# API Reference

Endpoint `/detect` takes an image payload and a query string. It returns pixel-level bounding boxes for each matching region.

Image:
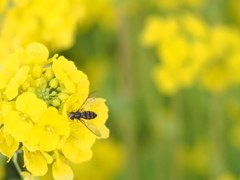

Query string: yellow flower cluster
[0,0,85,59]
[0,0,7,14]
[0,43,109,179]
[150,0,206,10]
[141,14,240,95]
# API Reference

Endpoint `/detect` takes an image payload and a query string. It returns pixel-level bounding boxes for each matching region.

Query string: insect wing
[80,119,101,137]
[79,91,97,111]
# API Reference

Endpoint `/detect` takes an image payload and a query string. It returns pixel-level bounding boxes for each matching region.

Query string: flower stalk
[12,151,23,179]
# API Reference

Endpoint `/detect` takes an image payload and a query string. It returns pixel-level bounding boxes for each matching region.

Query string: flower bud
[51,91,57,96]
[27,87,36,93]
[51,98,61,107]
[35,78,46,88]
[49,78,58,88]
[32,65,43,79]
[44,68,54,80]
[21,81,30,91]
[58,93,69,101]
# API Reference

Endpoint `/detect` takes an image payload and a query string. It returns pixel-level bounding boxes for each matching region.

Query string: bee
[68,91,101,137]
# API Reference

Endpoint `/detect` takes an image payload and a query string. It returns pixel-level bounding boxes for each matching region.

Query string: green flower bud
[56,87,62,91]
[51,91,57,96]
[58,93,69,101]
[35,78,46,88]
[51,98,61,107]
[49,78,58,88]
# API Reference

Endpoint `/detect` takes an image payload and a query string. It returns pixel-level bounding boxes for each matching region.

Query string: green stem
[12,151,24,179]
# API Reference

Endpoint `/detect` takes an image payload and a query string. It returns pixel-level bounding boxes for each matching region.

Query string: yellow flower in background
[150,0,206,11]
[214,172,239,180]
[140,16,179,47]
[0,0,6,14]
[141,14,207,95]
[141,14,240,95]
[0,0,118,61]
[0,0,86,59]
[0,43,109,179]
[183,141,209,175]
[199,27,240,93]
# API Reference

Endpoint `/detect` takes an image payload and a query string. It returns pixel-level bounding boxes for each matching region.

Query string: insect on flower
[68,91,101,137]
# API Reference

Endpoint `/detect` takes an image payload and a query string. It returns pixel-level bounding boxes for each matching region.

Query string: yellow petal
[57,135,68,149]
[26,98,47,123]
[61,93,82,117]
[90,98,109,127]
[25,43,49,65]
[0,71,9,89]
[16,92,37,113]
[6,66,30,100]
[98,125,110,139]
[62,139,92,163]
[50,115,70,136]
[23,147,48,176]
[41,151,53,164]
[22,143,40,152]
[11,118,33,142]
[70,123,96,150]
[0,128,19,162]
[0,102,14,125]
[40,131,59,152]
[26,126,45,146]
[62,75,76,93]
[70,70,86,82]
[4,53,20,75]
[52,151,73,180]
[52,57,86,93]
[4,111,21,135]
[37,107,58,126]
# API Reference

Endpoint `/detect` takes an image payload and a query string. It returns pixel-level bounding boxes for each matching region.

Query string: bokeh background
[1,0,240,179]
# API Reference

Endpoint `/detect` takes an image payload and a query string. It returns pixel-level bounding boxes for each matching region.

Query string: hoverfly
[68,91,101,137]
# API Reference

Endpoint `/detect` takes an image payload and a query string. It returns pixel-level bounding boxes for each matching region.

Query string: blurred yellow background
[2,0,240,179]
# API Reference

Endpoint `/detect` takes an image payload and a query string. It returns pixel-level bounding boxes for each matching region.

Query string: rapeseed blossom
[141,14,207,95]
[141,14,240,95]
[0,43,109,179]
[0,0,117,61]
[0,0,86,60]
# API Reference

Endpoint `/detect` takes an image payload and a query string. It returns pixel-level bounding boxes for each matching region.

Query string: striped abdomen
[80,111,97,119]
[69,111,97,120]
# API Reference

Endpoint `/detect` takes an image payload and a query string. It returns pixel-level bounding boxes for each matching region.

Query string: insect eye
[69,112,74,120]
